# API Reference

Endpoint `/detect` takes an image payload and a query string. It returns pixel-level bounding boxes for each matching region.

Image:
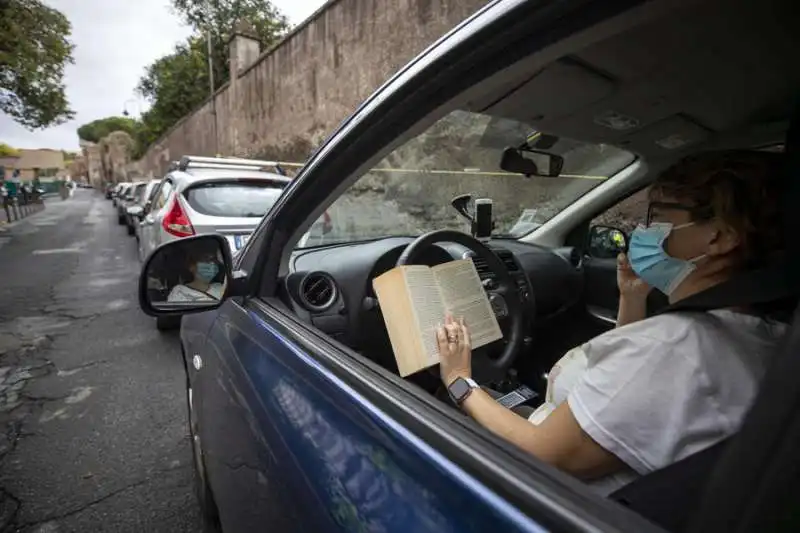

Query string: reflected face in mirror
[146,238,228,309]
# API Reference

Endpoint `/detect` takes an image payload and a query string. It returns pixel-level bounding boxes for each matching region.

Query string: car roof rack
[178,155,284,173]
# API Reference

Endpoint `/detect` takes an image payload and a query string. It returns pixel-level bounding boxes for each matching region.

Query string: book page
[432,259,502,348]
[402,266,447,367]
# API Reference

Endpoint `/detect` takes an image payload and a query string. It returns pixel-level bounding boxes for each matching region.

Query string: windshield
[299,110,635,248]
[185,180,285,218]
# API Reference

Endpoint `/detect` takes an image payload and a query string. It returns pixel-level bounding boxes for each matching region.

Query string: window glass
[298,110,635,248]
[590,188,650,236]
[185,181,285,217]
[155,180,173,210]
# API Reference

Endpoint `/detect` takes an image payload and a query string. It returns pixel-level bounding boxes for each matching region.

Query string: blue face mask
[195,261,219,283]
[628,222,706,295]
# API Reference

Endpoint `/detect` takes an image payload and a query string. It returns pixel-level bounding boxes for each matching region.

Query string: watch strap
[448,377,480,405]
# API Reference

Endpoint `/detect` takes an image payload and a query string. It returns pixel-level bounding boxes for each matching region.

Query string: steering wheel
[397,230,525,379]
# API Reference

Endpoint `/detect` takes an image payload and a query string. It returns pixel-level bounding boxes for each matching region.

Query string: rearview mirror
[138,234,233,316]
[587,225,628,259]
[127,205,143,217]
[500,147,564,177]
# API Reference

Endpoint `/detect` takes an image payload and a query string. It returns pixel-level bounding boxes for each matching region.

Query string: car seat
[610,109,800,531]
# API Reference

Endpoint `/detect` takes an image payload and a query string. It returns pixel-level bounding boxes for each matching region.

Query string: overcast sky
[0,0,325,152]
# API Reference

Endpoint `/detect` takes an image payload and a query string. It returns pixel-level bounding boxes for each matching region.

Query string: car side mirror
[138,234,234,316]
[587,225,628,259]
[500,147,564,177]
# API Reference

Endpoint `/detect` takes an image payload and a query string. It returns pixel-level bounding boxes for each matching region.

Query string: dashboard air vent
[299,272,337,312]
[464,252,492,280]
[493,248,519,272]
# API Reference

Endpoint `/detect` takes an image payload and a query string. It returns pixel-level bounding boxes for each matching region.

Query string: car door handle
[587,305,617,325]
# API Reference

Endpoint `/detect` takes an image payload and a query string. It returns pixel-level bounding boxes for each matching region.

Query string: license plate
[233,234,251,250]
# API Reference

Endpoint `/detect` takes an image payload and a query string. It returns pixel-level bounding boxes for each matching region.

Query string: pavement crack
[0,486,21,532]
[55,359,109,376]
[14,472,176,530]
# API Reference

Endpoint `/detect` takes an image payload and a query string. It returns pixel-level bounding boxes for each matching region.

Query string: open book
[372,259,503,377]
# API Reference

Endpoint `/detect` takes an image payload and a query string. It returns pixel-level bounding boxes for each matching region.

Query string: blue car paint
[185,299,547,533]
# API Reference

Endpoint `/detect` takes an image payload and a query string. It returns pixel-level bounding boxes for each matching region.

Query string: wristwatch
[447,377,480,406]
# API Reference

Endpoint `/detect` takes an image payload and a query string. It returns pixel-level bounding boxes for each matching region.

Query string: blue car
[139,0,800,531]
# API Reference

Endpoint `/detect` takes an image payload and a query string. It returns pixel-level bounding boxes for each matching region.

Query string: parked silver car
[137,157,291,330]
[116,183,136,224]
[125,179,161,237]
[111,182,130,208]
[131,179,162,242]
[138,155,291,263]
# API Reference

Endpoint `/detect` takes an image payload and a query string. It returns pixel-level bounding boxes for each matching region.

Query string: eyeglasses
[646,201,714,227]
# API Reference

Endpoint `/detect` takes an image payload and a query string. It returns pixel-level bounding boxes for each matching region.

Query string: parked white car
[138,156,291,260]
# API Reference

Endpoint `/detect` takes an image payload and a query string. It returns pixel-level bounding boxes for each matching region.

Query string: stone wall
[134,0,490,175]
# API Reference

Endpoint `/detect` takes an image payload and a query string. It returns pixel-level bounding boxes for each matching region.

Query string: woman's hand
[617,252,651,299]
[436,315,472,385]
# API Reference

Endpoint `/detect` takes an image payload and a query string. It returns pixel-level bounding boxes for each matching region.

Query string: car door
[195,297,605,533]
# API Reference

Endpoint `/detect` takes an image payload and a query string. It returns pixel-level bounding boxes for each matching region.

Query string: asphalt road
[0,189,202,532]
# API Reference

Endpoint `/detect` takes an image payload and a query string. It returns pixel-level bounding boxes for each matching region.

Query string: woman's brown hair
[650,149,786,269]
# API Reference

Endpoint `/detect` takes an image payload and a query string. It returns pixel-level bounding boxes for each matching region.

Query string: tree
[0,143,20,158]
[170,0,289,63]
[0,0,75,129]
[132,0,289,157]
[77,116,141,144]
[133,37,210,155]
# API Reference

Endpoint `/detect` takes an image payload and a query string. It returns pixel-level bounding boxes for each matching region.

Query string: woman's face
[189,252,220,282]
[648,191,739,264]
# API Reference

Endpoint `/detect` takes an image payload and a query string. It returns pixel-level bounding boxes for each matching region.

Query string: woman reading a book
[435,150,787,495]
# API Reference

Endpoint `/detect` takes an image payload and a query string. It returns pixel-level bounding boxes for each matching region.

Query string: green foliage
[132,0,289,158]
[0,143,20,158]
[134,36,210,153]
[0,0,75,129]
[77,116,141,143]
[171,0,289,53]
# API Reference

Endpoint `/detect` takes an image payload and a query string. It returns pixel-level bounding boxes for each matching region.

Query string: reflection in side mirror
[587,225,628,259]
[500,147,564,177]
[138,234,233,317]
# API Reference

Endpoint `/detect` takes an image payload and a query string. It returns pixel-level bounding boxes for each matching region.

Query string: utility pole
[207,1,219,156]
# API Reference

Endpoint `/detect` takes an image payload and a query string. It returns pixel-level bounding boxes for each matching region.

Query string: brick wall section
[135,0,490,176]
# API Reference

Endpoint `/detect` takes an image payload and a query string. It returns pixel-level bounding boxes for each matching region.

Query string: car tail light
[162,195,195,237]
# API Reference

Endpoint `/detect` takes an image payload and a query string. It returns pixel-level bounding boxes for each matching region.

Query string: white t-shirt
[168,283,224,302]
[529,310,786,496]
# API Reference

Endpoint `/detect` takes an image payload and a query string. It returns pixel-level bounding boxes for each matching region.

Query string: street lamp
[122,99,139,117]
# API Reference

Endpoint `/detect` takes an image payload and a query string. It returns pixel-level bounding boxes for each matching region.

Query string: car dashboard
[282,237,586,357]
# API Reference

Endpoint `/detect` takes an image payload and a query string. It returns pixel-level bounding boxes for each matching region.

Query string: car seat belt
[654,261,798,316]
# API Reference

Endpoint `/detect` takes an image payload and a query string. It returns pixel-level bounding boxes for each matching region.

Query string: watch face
[449,378,471,403]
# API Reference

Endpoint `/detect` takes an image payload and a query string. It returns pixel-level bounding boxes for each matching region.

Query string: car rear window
[184,180,285,218]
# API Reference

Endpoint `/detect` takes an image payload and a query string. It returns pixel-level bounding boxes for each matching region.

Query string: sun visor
[487,59,616,124]
[621,115,711,155]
